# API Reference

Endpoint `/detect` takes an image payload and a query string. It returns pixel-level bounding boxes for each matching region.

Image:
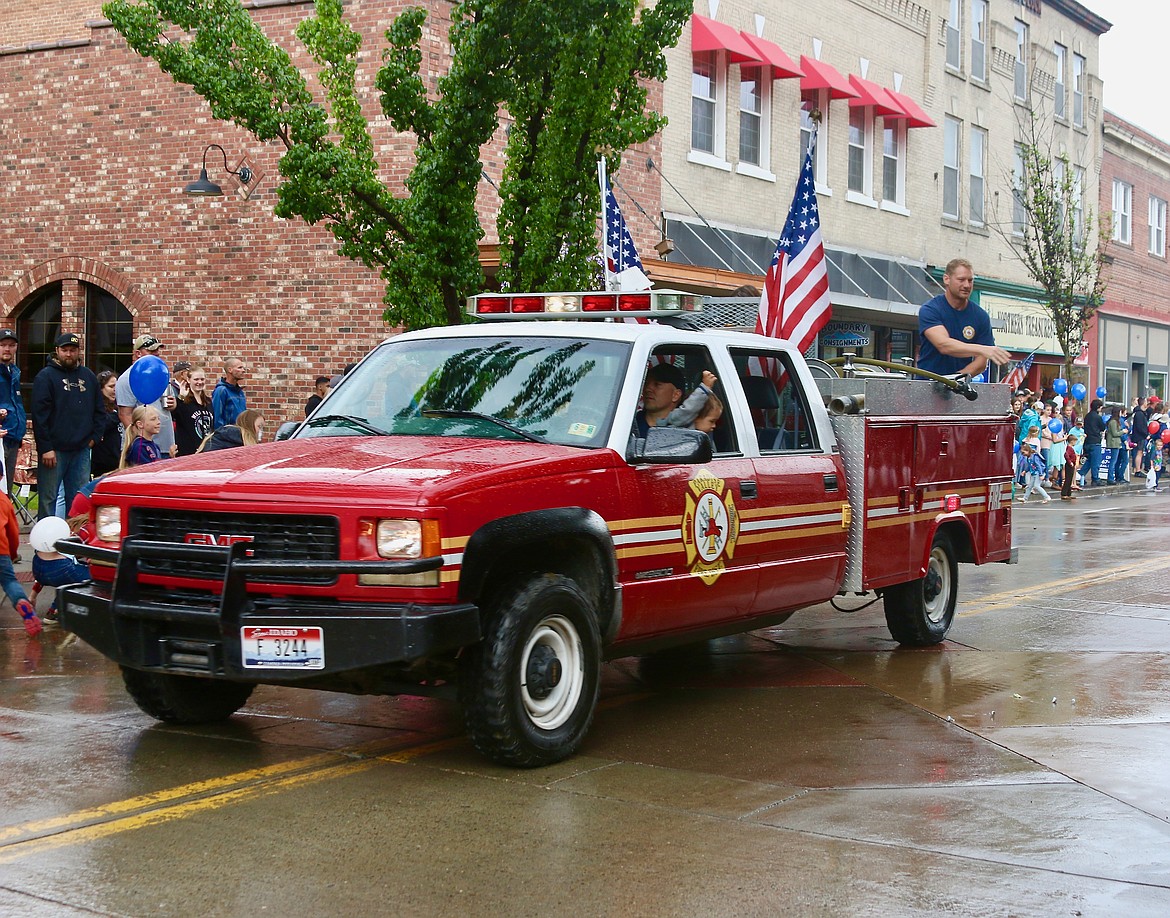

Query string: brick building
[1097,111,1170,404]
[0,0,663,422]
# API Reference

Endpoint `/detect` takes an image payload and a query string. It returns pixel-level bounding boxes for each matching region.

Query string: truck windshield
[299,336,631,448]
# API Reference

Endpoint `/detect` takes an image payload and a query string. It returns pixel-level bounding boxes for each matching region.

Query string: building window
[1072,54,1085,128]
[943,117,961,220]
[691,51,723,158]
[971,0,988,82]
[1012,143,1027,235]
[739,67,767,168]
[1053,44,1066,120]
[1014,20,1028,101]
[1148,371,1167,402]
[1112,179,1132,244]
[882,122,905,206]
[1105,366,1127,405]
[847,107,872,197]
[969,127,986,226]
[1150,196,1167,257]
[800,88,830,190]
[946,0,962,71]
[1072,165,1085,245]
[84,283,134,376]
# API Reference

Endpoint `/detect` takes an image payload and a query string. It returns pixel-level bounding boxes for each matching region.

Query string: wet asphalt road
[2,488,1170,916]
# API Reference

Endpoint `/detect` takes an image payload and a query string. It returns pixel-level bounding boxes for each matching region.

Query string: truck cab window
[731,349,819,452]
[639,347,738,454]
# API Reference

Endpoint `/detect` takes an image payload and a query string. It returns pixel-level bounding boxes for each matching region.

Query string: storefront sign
[980,295,1061,355]
[820,321,871,348]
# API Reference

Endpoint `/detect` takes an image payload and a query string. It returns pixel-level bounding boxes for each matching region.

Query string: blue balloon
[1071,383,1088,401]
[1096,386,1107,399]
[1048,419,1063,434]
[129,355,170,404]
[1013,440,1020,454]
[1052,377,1069,396]
[972,372,987,383]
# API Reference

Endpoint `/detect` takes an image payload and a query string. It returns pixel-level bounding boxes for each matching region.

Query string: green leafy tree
[999,112,1108,380]
[103,0,689,328]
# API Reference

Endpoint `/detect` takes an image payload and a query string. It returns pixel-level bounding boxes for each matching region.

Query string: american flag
[601,173,651,292]
[755,140,831,354]
[1003,351,1035,391]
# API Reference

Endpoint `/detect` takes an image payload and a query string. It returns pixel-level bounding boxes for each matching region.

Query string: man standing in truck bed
[918,258,1011,379]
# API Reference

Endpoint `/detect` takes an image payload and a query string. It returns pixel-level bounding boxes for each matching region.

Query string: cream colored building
[653,0,1110,369]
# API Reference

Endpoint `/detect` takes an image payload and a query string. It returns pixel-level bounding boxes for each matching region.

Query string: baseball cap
[0,329,16,343]
[133,334,163,351]
[646,362,685,390]
[173,361,192,373]
[54,332,81,348]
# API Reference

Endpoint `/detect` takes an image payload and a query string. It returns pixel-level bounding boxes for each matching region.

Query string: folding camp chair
[11,433,37,526]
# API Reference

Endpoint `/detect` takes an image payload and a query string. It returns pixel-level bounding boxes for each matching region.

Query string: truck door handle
[823,474,838,491]
[740,480,758,500]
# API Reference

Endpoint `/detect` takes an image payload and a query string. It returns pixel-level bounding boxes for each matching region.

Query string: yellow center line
[958,556,1170,617]
[0,734,467,862]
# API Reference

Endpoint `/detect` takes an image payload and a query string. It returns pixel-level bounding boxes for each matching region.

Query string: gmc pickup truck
[60,290,1014,766]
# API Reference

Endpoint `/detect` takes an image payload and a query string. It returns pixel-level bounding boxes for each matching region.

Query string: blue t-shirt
[917,294,994,376]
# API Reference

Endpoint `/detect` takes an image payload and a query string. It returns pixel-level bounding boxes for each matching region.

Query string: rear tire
[121,667,254,724]
[459,574,601,767]
[883,533,958,646]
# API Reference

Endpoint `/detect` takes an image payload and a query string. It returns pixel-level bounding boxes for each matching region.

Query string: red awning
[691,14,762,64]
[740,33,803,80]
[799,56,858,99]
[886,88,936,128]
[848,75,904,117]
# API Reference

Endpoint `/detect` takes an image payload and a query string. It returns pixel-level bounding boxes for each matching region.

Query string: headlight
[376,519,424,558]
[95,506,122,542]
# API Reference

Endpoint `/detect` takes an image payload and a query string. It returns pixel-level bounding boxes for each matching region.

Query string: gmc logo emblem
[185,533,256,556]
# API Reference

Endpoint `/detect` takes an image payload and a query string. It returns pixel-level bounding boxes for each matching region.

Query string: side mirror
[627,427,713,465]
[274,421,300,442]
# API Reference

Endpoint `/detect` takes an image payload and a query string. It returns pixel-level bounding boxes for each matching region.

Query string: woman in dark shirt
[90,370,122,477]
[173,366,215,456]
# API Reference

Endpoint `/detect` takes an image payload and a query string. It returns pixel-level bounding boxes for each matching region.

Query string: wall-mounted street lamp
[184,144,253,196]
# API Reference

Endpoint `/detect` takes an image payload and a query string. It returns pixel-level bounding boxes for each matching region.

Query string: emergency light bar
[466,289,702,319]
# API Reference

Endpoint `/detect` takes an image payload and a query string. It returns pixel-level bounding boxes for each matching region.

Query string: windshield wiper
[421,409,549,444]
[304,414,390,436]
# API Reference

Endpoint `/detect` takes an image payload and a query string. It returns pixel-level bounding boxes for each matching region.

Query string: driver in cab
[634,363,717,437]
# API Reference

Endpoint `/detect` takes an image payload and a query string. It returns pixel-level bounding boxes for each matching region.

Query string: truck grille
[128,509,340,584]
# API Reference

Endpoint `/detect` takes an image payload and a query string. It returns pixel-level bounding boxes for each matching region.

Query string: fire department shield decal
[681,470,739,586]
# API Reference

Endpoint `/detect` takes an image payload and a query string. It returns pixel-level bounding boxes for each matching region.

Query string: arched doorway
[12,281,134,396]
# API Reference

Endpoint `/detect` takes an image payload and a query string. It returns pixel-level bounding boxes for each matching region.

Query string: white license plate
[241,626,324,670]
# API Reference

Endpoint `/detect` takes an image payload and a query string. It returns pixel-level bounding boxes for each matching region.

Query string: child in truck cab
[634,363,719,437]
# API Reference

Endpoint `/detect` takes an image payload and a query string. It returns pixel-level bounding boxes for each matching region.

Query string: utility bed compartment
[816,377,1014,593]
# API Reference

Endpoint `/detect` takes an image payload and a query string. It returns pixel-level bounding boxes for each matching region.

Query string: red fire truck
[59,291,1015,766]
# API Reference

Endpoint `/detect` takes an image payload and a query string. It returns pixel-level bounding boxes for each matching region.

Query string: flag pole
[598,158,611,291]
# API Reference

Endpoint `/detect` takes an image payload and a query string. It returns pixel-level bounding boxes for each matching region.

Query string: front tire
[121,667,254,724]
[883,533,958,645]
[459,574,601,767]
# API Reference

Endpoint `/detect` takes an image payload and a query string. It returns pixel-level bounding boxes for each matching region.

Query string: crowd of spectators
[1011,388,1168,502]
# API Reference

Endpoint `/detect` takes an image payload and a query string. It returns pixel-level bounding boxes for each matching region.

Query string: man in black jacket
[1082,398,1107,487]
[31,333,104,519]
